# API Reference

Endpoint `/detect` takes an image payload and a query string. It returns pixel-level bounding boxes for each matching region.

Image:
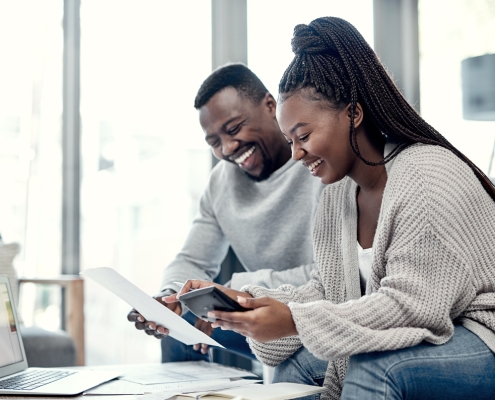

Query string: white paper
[82,267,223,347]
[118,361,258,385]
[141,379,262,400]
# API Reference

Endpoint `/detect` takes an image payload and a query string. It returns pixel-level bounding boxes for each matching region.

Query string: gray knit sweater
[243,144,495,400]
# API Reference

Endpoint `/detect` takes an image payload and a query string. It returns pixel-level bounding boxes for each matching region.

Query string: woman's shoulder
[390,143,476,183]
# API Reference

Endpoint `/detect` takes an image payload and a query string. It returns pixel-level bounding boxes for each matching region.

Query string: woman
[166,17,495,399]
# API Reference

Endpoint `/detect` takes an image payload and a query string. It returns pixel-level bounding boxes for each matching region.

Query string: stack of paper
[170,382,325,400]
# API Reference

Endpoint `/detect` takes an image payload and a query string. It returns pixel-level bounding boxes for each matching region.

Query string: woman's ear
[346,102,364,128]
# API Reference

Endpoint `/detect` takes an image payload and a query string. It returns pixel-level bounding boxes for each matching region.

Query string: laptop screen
[0,282,24,367]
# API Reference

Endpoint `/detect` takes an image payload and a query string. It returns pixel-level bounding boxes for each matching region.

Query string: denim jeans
[273,347,328,400]
[272,325,495,400]
[161,312,256,362]
[341,325,495,400]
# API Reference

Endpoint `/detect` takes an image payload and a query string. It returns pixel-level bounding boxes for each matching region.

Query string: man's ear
[264,93,277,117]
[346,102,364,128]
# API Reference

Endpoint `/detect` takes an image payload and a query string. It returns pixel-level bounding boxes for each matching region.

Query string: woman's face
[277,91,360,185]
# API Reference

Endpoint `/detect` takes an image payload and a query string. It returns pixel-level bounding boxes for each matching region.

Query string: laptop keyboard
[0,370,76,390]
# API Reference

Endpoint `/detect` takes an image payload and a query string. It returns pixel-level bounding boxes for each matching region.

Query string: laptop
[0,275,121,395]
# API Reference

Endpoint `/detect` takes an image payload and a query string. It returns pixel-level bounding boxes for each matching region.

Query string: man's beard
[244,157,275,182]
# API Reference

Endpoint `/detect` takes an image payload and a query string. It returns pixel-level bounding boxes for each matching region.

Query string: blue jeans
[161,312,256,362]
[273,347,328,400]
[342,325,495,399]
[272,325,495,400]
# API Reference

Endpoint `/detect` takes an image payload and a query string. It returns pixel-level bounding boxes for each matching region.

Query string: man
[127,63,324,362]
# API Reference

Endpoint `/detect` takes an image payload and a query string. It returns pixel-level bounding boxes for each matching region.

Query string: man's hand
[163,279,253,304]
[126,289,181,339]
[163,279,253,352]
[192,318,214,354]
[208,296,297,343]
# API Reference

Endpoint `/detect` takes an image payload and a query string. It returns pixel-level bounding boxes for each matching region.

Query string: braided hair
[279,17,495,201]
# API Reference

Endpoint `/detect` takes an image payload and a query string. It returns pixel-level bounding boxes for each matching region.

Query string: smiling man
[127,63,325,363]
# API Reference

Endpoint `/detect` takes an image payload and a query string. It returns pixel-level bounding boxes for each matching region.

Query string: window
[80,0,212,364]
[419,0,495,176]
[0,0,64,329]
[247,0,374,96]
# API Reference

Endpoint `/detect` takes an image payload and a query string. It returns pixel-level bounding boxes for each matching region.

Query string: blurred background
[0,0,494,366]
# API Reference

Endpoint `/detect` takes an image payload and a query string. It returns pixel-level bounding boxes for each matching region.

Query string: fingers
[176,280,220,297]
[127,309,145,323]
[143,321,170,338]
[237,296,269,309]
[163,293,179,304]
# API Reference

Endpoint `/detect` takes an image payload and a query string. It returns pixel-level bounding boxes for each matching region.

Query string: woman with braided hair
[167,17,495,399]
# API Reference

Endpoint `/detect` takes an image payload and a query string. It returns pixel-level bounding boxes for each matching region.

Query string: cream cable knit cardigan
[243,144,495,400]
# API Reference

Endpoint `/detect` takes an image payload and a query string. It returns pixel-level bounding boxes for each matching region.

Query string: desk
[0,362,259,400]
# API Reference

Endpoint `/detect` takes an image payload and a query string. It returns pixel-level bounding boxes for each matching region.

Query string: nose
[291,142,306,161]
[221,137,239,158]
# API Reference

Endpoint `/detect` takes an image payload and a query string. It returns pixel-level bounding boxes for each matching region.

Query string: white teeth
[234,146,255,164]
[308,159,322,172]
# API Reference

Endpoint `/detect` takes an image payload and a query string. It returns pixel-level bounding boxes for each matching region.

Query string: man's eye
[207,140,220,148]
[227,124,242,135]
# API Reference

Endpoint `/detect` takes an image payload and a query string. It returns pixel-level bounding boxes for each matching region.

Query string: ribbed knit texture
[243,144,495,400]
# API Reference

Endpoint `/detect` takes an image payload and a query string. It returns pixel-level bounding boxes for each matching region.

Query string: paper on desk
[85,379,242,395]
[118,361,258,385]
[141,379,262,400]
[82,267,223,347]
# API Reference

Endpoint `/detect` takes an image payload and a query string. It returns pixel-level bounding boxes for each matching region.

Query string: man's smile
[232,145,256,165]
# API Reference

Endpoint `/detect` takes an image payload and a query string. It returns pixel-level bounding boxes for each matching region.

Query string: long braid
[279,17,495,201]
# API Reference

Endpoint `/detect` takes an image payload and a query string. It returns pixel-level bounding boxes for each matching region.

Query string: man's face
[200,87,286,181]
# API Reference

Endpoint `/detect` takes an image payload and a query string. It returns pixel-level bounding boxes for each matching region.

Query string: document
[140,379,261,400]
[117,362,258,385]
[170,382,325,400]
[82,267,223,347]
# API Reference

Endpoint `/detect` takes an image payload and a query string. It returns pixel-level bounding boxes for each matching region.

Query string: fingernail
[211,323,218,328]
[137,316,144,322]
[237,296,246,304]
[193,344,199,350]
[207,312,214,317]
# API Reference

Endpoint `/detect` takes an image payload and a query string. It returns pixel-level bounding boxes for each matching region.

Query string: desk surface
[0,362,258,400]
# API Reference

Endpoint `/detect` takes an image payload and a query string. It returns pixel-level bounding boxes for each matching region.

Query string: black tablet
[178,286,250,322]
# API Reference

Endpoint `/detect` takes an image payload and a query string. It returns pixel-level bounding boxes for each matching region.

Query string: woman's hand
[162,279,252,304]
[208,296,298,343]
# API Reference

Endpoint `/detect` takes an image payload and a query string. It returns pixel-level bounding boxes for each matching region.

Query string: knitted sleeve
[291,145,482,361]
[241,266,326,365]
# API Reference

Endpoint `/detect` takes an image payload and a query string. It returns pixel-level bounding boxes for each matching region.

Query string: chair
[0,242,85,367]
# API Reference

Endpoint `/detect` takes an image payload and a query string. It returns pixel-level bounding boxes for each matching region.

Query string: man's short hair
[194,63,269,109]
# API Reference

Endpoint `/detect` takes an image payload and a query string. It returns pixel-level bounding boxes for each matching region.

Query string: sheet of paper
[183,382,325,400]
[82,267,223,347]
[85,380,145,395]
[85,379,246,395]
[141,379,262,400]
[118,362,258,385]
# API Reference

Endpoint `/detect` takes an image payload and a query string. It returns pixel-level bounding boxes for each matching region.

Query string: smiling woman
[173,16,495,400]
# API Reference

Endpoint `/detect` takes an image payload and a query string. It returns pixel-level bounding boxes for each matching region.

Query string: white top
[357,242,372,292]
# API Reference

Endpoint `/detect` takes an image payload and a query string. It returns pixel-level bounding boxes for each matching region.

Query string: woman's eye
[286,140,293,146]
[298,133,310,142]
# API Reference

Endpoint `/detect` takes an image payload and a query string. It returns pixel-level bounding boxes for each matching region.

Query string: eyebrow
[290,122,310,134]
